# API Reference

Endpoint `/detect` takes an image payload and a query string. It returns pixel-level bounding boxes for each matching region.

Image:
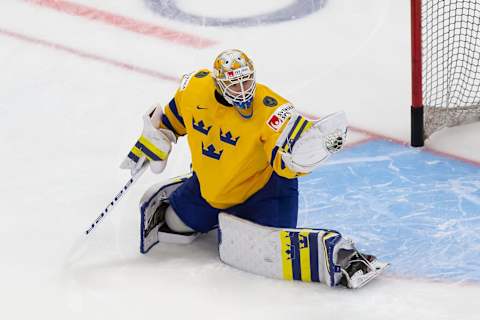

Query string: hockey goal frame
[410,0,480,147]
[411,0,424,147]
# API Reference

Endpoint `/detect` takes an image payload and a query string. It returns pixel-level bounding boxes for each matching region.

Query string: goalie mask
[213,49,256,119]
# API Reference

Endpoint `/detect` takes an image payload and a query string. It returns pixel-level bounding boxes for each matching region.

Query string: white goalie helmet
[213,49,256,119]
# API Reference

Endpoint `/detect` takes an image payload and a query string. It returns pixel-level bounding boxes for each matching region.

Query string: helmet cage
[216,66,256,108]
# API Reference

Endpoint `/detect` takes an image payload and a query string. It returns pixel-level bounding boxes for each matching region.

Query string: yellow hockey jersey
[159,69,308,209]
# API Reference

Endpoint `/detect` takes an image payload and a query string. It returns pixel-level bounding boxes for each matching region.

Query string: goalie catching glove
[120,105,176,175]
[278,111,348,173]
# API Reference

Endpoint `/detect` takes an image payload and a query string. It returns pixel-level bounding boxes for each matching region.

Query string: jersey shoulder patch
[263,96,278,107]
[266,103,295,132]
[194,70,210,78]
[255,83,283,108]
[179,69,211,92]
[179,72,195,91]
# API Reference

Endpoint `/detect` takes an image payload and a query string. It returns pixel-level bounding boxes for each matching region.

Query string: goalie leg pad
[218,213,388,288]
[140,173,198,253]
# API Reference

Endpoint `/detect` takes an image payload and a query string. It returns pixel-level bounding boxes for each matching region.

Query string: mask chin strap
[228,80,254,119]
[223,88,253,107]
[233,97,253,109]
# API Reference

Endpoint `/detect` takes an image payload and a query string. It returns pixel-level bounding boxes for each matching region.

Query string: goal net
[411,0,480,146]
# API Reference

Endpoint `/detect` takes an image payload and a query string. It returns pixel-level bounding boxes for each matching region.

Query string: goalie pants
[169,172,298,233]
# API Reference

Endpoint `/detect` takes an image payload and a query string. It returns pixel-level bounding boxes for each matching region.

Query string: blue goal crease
[297,139,480,282]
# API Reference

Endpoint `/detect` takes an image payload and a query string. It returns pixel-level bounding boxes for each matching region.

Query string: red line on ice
[26,0,216,49]
[0,28,178,82]
[303,112,480,167]
[348,125,480,167]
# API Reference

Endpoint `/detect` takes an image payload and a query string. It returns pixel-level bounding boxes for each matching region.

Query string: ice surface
[299,140,480,283]
[0,1,479,319]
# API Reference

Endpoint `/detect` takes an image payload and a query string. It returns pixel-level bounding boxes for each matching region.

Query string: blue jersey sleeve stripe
[161,114,179,135]
[270,146,279,166]
[168,98,185,127]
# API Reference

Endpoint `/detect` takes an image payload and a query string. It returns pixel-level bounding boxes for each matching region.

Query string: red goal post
[411,0,423,147]
[410,0,480,147]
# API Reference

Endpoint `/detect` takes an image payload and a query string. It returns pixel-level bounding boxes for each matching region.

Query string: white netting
[422,0,480,137]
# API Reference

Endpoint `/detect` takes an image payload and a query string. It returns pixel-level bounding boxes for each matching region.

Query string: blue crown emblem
[284,243,295,260]
[299,235,309,249]
[202,143,223,160]
[284,233,296,260]
[192,118,212,135]
[220,129,240,146]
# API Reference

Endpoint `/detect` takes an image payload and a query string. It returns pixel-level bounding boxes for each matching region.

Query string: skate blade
[347,260,390,289]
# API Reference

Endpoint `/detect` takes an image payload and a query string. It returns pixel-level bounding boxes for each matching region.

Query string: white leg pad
[218,213,360,287]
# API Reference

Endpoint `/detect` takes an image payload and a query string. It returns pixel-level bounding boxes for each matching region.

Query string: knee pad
[140,174,190,211]
[140,173,191,253]
[165,205,194,233]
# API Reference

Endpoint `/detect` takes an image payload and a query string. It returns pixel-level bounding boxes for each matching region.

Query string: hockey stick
[85,159,148,235]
